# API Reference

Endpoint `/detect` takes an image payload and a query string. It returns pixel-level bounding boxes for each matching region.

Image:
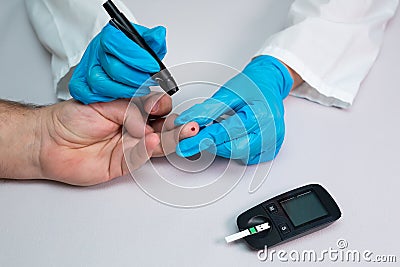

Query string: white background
[1,0,399,266]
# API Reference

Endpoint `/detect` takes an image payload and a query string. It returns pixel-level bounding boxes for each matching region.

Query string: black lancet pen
[103,0,179,96]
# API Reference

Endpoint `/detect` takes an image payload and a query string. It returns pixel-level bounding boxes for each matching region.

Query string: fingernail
[151,102,160,113]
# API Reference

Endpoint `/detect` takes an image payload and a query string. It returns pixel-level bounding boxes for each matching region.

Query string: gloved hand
[69,22,167,104]
[174,55,293,164]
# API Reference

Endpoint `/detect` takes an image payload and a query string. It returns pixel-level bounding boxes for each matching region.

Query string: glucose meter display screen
[280,191,328,227]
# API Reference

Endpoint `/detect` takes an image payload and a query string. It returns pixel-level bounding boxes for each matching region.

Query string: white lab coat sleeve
[257,0,399,108]
[24,0,136,100]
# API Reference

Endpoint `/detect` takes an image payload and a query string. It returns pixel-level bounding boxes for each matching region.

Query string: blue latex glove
[69,23,167,104]
[175,56,293,165]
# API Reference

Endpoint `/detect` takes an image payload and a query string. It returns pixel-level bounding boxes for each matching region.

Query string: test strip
[225,222,270,243]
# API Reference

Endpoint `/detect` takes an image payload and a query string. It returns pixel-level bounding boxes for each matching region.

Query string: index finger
[142,92,172,116]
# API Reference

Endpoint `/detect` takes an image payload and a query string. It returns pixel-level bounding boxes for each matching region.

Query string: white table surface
[1,1,399,266]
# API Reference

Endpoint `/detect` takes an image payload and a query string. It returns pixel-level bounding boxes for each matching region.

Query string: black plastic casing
[236,184,341,250]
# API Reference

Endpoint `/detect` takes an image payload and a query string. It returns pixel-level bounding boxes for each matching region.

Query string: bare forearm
[280,61,303,90]
[0,100,43,179]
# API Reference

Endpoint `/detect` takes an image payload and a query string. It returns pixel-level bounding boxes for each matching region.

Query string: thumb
[142,26,167,60]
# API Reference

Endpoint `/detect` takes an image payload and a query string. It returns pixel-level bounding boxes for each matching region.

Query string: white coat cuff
[260,46,353,109]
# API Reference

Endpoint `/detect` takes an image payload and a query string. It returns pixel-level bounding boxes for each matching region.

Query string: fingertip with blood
[179,122,199,140]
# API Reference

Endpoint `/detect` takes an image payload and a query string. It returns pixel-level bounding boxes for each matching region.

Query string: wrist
[246,56,294,99]
[279,61,303,90]
[0,101,44,179]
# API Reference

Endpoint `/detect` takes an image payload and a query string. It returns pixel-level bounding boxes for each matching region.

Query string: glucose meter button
[278,223,291,235]
[265,203,278,213]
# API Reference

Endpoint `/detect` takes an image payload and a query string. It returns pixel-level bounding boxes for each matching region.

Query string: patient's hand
[38,93,198,186]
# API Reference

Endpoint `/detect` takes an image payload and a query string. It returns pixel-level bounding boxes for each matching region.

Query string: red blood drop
[191,127,196,131]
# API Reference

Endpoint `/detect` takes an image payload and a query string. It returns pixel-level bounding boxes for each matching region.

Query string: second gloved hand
[175,56,293,165]
[69,22,167,104]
